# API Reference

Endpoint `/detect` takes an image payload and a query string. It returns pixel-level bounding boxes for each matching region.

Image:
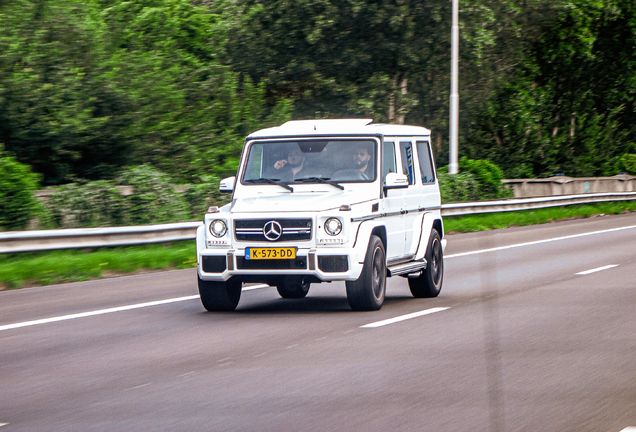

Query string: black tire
[198,276,242,311]
[276,277,310,299]
[409,230,444,298]
[346,235,386,311]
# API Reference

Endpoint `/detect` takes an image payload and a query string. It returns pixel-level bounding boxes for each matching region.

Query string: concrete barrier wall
[502,175,636,198]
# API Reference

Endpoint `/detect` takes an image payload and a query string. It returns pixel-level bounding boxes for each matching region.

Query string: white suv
[196,119,446,311]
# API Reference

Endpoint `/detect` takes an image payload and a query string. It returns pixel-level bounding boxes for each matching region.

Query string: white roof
[247,119,431,139]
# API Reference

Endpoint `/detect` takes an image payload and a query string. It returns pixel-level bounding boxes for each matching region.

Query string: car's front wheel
[346,235,386,311]
[198,276,242,311]
[409,229,444,298]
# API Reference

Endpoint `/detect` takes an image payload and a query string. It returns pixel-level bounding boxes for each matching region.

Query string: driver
[352,146,373,179]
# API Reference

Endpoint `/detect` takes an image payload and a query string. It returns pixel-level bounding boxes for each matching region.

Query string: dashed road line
[619,428,636,432]
[361,307,450,328]
[3,224,633,333]
[0,295,200,332]
[124,383,151,391]
[243,284,270,291]
[445,224,636,259]
[575,264,618,275]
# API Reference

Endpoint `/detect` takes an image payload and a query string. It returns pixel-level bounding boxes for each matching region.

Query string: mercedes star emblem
[263,220,283,241]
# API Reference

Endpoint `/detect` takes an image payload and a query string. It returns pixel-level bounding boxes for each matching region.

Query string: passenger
[273,148,312,180]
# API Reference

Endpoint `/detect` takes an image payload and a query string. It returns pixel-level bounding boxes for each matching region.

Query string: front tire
[346,235,386,311]
[409,230,444,298]
[276,277,310,299]
[198,276,242,311]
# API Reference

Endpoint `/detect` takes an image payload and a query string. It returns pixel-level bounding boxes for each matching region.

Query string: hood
[231,190,372,213]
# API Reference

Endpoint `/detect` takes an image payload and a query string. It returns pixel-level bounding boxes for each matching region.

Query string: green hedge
[40,165,229,230]
[438,158,513,203]
[0,145,43,231]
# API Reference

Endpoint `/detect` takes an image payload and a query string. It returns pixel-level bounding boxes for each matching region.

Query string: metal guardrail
[441,191,636,217]
[1,192,635,254]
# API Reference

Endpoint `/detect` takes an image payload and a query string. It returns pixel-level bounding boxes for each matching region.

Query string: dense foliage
[42,165,228,229]
[0,146,43,230]
[1,0,635,188]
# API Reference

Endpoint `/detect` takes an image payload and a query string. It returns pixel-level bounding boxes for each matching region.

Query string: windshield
[242,139,377,184]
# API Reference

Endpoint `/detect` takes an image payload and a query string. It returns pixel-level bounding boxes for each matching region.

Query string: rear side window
[399,142,415,185]
[416,141,436,184]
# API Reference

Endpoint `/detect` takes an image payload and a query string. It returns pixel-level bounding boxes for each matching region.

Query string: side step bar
[387,259,427,277]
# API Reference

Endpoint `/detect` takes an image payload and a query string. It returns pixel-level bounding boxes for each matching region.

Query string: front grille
[235,218,312,242]
[202,255,227,273]
[318,256,349,273]
[237,257,307,270]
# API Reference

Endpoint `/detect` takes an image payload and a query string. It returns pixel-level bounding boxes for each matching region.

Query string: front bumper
[197,246,365,282]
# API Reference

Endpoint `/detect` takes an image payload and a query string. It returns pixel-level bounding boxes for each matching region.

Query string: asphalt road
[1,213,636,431]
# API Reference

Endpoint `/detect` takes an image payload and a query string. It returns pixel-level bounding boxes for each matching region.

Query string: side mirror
[219,176,236,193]
[383,173,409,196]
[384,172,409,188]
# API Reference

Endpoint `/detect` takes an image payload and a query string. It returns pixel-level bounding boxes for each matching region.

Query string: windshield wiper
[293,177,344,190]
[244,178,294,192]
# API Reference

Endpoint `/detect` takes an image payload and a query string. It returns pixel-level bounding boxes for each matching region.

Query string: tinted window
[399,141,415,185]
[416,141,436,184]
[382,141,396,184]
[242,140,377,183]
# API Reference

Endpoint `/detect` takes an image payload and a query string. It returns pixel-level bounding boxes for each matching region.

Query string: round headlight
[209,219,228,237]
[324,218,342,236]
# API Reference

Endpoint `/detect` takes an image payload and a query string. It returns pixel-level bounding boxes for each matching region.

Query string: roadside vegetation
[0,241,196,290]
[1,201,635,290]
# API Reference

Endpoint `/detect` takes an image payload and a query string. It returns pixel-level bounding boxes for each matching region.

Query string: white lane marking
[361,307,449,328]
[3,225,633,333]
[0,423,7,428]
[0,295,199,332]
[445,224,636,259]
[620,428,636,432]
[243,284,270,291]
[124,383,151,391]
[575,264,618,275]
[0,285,271,332]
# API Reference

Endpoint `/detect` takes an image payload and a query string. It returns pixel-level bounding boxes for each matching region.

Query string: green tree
[0,145,43,231]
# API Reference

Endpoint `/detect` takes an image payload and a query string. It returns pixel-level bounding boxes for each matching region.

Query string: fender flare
[352,220,387,264]
[413,213,442,261]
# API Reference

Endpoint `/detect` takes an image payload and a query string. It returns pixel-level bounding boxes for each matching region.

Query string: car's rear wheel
[198,276,242,311]
[346,235,386,311]
[409,230,444,298]
[276,277,310,299]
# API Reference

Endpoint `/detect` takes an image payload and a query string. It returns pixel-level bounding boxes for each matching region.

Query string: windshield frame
[239,137,380,186]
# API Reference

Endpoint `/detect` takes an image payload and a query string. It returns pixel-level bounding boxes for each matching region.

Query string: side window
[382,141,396,185]
[416,141,436,184]
[399,141,415,185]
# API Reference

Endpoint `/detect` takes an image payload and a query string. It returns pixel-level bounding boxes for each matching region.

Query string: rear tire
[276,277,310,299]
[346,235,386,311]
[198,276,242,311]
[409,230,443,298]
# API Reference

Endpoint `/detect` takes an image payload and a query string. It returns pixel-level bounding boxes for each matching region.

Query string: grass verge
[444,200,636,233]
[0,241,196,290]
[1,201,635,290]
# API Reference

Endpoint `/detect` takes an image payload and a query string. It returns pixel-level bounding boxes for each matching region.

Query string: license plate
[245,247,297,260]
